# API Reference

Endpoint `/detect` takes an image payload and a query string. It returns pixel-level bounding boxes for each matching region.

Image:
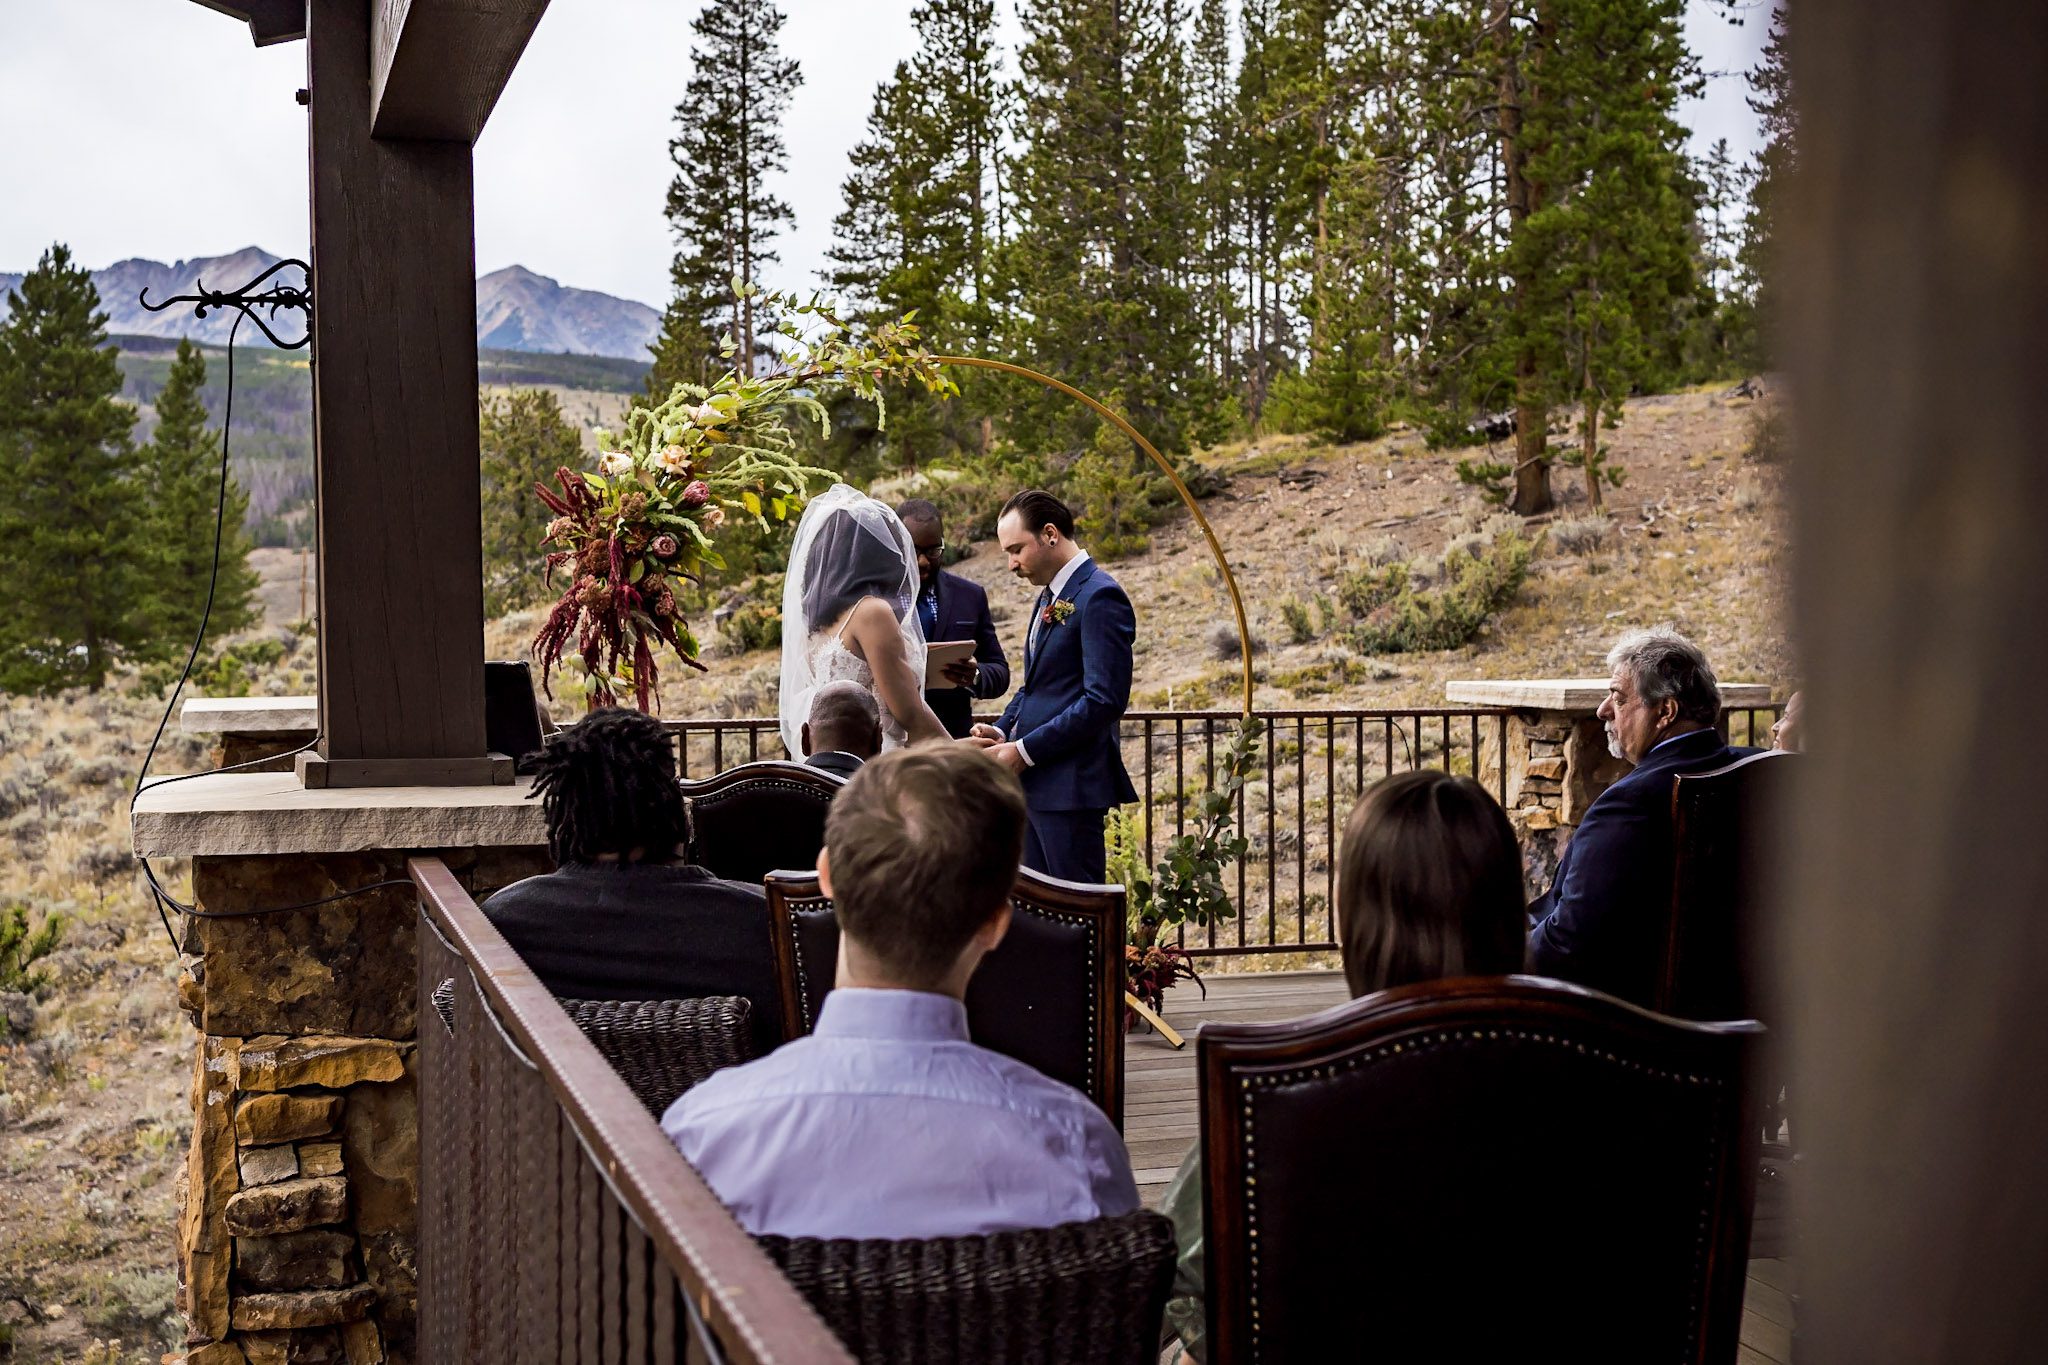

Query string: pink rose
[651,533,680,559]
[681,480,712,508]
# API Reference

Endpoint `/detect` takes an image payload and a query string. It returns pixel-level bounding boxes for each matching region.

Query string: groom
[970,490,1137,884]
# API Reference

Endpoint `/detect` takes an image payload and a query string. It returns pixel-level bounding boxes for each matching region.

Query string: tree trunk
[1581,384,1601,510]
[1494,0,1552,516]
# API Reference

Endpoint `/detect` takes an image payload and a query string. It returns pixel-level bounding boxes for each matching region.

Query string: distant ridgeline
[112,337,649,548]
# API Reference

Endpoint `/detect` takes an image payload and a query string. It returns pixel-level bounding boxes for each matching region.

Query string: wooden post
[1782,4,2048,1360]
[302,0,496,787]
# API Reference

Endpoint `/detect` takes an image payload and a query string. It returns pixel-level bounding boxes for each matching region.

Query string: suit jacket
[802,751,862,780]
[1528,727,1755,1008]
[921,569,1011,739]
[995,558,1139,813]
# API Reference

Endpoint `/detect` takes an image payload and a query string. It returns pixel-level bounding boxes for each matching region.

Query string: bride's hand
[958,734,999,750]
[969,723,1005,743]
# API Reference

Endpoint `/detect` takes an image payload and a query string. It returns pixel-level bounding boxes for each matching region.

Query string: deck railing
[663,704,1780,962]
[411,856,853,1365]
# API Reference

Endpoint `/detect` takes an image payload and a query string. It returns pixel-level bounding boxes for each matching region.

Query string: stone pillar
[1452,679,1776,894]
[134,777,550,1365]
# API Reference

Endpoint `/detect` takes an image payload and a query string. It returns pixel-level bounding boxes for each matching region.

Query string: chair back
[680,760,844,886]
[1662,750,1796,1023]
[1198,976,1762,1365]
[757,1211,1176,1365]
[558,995,753,1117]
[764,867,1126,1128]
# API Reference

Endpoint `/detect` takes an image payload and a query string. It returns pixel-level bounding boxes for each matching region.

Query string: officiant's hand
[942,656,979,687]
[969,723,1005,743]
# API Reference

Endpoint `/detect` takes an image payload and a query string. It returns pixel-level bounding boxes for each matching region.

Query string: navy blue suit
[996,558,1138,883]
[919,569,1011,739]
[1528,727,1755,1007]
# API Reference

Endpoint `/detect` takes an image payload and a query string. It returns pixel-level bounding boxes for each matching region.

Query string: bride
[779,484,950,757]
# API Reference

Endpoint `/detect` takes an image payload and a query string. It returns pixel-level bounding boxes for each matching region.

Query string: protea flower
[681,480,712,508]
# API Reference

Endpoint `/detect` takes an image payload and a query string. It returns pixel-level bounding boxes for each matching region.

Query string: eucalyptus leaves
[531,285,953,709]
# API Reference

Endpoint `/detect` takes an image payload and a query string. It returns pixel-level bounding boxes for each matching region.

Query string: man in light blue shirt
[661,744,1139,1239]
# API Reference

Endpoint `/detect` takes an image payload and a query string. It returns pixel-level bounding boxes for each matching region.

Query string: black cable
[130,307,420,948]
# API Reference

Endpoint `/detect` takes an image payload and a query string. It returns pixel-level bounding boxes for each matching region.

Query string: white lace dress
[808,623,909,750]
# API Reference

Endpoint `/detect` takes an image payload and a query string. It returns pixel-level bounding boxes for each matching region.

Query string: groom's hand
[969,723,1006,742]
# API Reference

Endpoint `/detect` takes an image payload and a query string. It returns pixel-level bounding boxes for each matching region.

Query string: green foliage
[481,387,585,616]
[0,903,65,996]
[1067,418,1161,559]
[0,244,150,692]
[719,574,784,653]
[1279,595,1318,645]
[138,338,260,657]
[1344,526,1537,655]
[188,638,288,698]
[1737,7,1792,372]
[921,446,1056,544]
[1455,456,1517,506]
[1121,717,1263,942]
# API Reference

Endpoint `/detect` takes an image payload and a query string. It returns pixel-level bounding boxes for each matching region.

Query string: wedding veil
[778,484,927,757]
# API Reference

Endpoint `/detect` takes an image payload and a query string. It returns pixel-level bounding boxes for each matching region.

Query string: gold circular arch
[933,355,1255,717]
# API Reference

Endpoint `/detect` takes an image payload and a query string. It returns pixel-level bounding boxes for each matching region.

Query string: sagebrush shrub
[1344,527,1537,655]
[1549,515,1612,556]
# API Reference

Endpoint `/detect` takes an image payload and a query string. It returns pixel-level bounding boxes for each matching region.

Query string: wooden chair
[1665,749,1798,1255]
[757,1211,1176,1365]
[679,760,844,887]
[557,996,753,1117]
[764,867,1126,1128]
[1198,976,1763,1365]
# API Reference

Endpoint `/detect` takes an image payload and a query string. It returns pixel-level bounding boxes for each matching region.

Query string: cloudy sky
[0,0,1774,308]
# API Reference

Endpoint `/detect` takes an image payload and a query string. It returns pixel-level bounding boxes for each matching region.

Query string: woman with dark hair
[482,708,784,1055]
[1158,769,1528,1361]
[779,485,950,755]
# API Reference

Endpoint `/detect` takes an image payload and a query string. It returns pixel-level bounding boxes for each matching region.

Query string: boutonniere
[1041,598,1077,628]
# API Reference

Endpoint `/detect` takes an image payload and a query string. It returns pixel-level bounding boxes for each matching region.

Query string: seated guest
[898,497,1011,738]
[662,744,1139,1238]
[799,678,883,778]
[484,707,782,1055]
[1159,770,1528,1362]
[1770,689,1805,753]
[1527,626,1750,1005]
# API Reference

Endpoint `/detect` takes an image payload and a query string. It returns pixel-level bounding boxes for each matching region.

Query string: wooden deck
[1123,970,1794,1365]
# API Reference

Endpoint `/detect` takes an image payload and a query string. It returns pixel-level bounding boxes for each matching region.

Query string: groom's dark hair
[826,746,1026,986]
[1001,489,1075,539]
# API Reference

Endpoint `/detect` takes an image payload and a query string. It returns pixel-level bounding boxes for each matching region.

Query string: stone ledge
[131,772,545,858]
[1445,678,1776,711]
[183,697,320,736]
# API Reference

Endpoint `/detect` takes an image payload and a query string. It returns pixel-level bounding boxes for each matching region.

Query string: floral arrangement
[1041,597,1077,629]
[531,284,955,709]
[1108,715,1265,1012]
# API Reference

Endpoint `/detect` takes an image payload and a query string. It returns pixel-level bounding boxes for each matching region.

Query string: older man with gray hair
[1527,627,1752,1005]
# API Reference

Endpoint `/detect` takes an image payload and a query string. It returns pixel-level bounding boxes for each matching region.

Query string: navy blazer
[921,569,1011,739]
[995,558,1139,813]
[1528,727,1754,1007]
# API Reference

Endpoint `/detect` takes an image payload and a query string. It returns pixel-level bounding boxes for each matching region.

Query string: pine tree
[480,388,585,617]
[138,338,259,658]
[656,0,802,388]
[1004,0,1213,458]
[0,245,148,692]
[1187,0,1243,394]
[1737,5,1791,369]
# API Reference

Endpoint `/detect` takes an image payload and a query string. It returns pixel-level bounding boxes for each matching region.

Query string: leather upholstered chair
[1197,976,1762,1365]
[679,760,844,887]
[763,867,1126,1128]
[757,1210,1176,1365]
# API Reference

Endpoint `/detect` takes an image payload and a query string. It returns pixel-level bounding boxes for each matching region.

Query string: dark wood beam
[305,0,495,786]
[1784,2,2048,1360]
[184,0,306,46]
[370,0,552,143]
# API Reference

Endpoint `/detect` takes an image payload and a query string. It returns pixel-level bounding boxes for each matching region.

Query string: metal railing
[662,703,1781,962]
[411,856,853,1365]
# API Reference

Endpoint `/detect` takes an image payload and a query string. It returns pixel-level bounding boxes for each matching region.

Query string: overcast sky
[0,0,1774,308]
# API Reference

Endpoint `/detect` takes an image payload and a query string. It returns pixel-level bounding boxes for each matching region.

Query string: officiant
[897,499,1011,738]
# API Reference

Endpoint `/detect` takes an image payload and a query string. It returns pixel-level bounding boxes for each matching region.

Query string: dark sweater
[483,861,784,1056]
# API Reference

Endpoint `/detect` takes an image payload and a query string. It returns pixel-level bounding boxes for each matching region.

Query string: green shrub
[190,638,287,697]
[1279,595,1318,645]
[1068,444,1157,559]
[924,447,1057,545]
[718,573,784,653]
[1344,527,1536,655]
[1,903,64,995]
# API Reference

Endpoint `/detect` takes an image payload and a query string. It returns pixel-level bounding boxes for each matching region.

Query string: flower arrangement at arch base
[531,284,953,709]
[1111,716,1264,1027]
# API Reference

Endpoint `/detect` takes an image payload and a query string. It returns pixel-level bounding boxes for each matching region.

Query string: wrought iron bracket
[139,257,312,350]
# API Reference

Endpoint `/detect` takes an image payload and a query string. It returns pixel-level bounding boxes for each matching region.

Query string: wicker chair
[1198,976,1763,1364]
[680,761,844,887]
[757,1211,1176,1365]
[557,996,754,1117]
[764,866,1126,1127]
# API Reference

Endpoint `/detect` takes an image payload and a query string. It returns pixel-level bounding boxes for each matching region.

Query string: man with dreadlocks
[484,707,782,1056]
